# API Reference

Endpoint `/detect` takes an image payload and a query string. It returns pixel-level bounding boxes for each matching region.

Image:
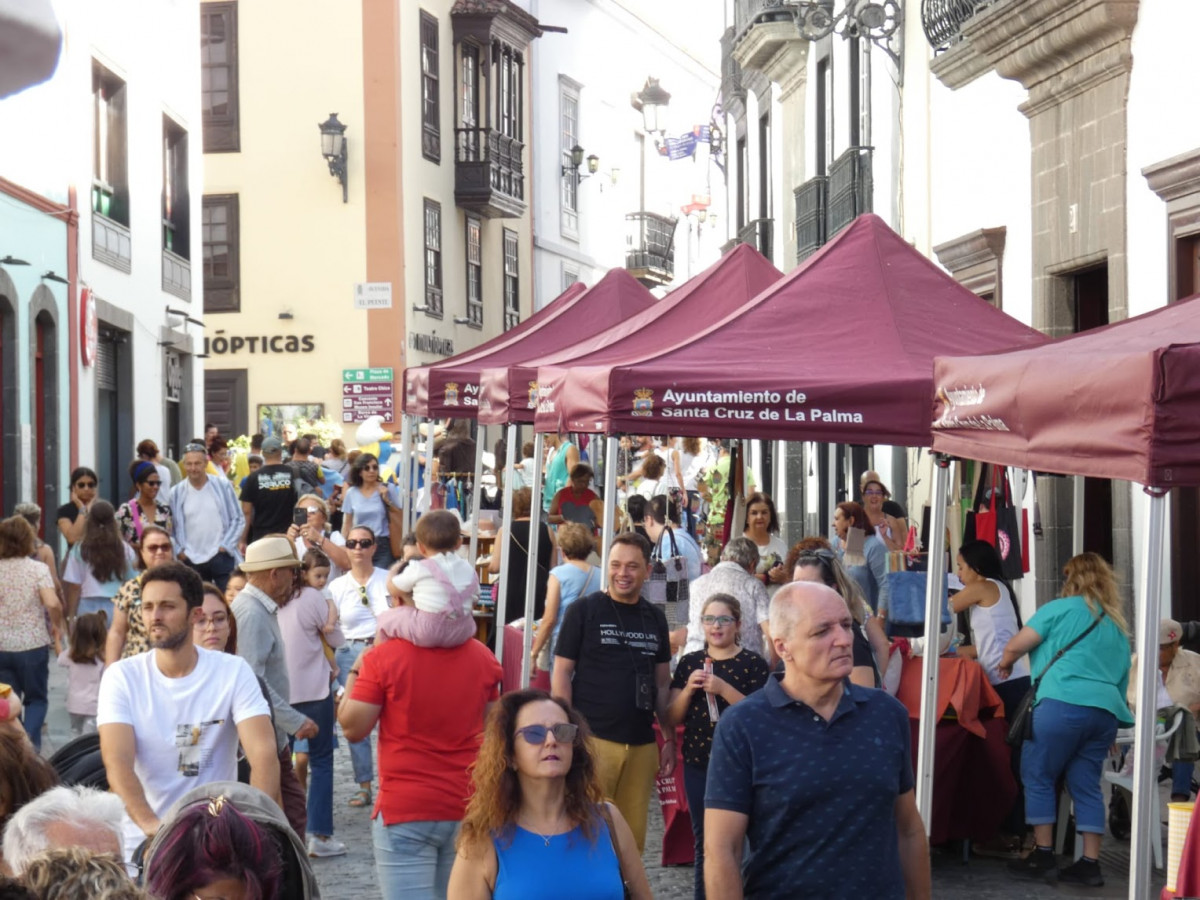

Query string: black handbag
[1006,611,1105,747]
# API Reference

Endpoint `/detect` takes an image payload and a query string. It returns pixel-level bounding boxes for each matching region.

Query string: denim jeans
[372,817,459,900]
[335,640,374,784]
[78,597,115,624]
[372,540,394,570]
[683,763,709,900]
[1173,759,1196,798]
[0,645,50,751]
[1021,697,1118,833]
[184,550,237,593]
[293,693,335,837]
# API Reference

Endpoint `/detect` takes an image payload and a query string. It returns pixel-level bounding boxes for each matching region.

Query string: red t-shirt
[351,638,502,825]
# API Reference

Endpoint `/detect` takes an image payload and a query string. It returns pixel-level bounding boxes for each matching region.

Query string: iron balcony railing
[737,218,773,262]
[625,212,677,286]
[795,176,827,263]
[733,0,803,43]
[827,146,872,238]
[921,0,993,50]
[719,26,745,105]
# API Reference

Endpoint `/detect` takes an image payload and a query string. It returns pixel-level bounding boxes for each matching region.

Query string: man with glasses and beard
[170,442,244,592]
[231,536,319,839]
[97,561,278,862]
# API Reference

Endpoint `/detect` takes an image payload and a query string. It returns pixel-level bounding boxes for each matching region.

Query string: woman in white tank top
[951,541,1031,697]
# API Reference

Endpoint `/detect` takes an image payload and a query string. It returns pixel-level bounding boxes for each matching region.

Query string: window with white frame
[465,216,483,326]
[560,78,580,238]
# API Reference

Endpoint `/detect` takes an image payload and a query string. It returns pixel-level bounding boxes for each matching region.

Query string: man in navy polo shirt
[705,582,930,899]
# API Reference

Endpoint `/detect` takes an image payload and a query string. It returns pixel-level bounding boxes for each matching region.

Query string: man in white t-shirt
[98,561,279,860]
[170,442,245,592]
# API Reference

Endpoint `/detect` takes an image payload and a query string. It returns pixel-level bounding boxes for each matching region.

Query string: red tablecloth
[500,625,549,693]
[896,655,1015,844]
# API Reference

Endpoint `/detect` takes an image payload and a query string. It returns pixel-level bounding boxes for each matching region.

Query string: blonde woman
[999,552,1132,888]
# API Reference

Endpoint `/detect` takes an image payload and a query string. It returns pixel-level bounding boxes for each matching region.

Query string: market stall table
[895,653,1016,845]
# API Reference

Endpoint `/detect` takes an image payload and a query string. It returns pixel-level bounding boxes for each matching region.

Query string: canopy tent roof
[401,281,587,417]
[479,244,783,427]
[931,295,1200,489]
[407,270,654,421]
[545,213,1048,443]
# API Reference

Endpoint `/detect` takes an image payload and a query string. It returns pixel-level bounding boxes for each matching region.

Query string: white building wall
[527,0,724,305]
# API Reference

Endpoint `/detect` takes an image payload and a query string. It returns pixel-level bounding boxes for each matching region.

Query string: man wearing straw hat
[232,535,319,839]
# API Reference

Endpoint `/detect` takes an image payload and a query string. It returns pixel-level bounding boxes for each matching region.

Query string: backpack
[290,461,320,497]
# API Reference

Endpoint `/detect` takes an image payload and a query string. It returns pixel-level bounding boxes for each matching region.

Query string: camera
[634,673,654,712]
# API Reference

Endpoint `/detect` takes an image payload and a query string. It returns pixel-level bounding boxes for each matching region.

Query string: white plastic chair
[1099,709,1185,870]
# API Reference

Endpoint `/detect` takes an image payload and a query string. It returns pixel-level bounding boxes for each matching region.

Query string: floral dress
[115,498,173,545]
[111,576,151,658]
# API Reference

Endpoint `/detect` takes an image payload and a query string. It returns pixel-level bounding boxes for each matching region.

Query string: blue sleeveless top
[494,819,623,900]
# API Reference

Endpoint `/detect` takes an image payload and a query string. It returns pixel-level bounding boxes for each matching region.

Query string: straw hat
[240,536,301,572]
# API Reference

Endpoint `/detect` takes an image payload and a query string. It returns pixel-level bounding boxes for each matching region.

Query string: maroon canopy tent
[401,281,587,417]
[479,244,783,427]
[929,296,1200,899]
[548,213,1048,442]
[930,295,1200,488]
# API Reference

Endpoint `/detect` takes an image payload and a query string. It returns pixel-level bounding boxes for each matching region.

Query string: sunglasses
[75,481,97,489]
[701,615,736,627]
[346,538,375,550]
[362,464,379,471]
[515,723,579,745]
[143,544,173,555]
[358,585,371,606]
[146,480,163,486]
[798,549,837,563]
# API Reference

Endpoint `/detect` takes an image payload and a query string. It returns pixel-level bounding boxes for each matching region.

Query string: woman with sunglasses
[62,500,137,624]
[791,543,889,689]
[56,467,99,549]
[665,595,769,900]
[105,525,176,663]
[116,461,174,549]
[448,689,651,900]
[327,525,392,809]
[288,494,350,582]
[342,453,400,569]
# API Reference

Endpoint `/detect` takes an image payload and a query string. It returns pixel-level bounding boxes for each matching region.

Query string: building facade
[527,0,726,305]
[201,0,540,444]
[0,0,205,521]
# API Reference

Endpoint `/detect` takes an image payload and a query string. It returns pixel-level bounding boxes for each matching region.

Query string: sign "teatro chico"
[204,332,316,355]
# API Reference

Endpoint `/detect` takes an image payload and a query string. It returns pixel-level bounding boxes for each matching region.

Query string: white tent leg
[397,414,413,536]
[520,433,546,688]
[915,454,951,833]
[493,424,518,669]
[826,443,837,535]
[1129,488,1168,900]
[468,425,486,565]
[600,435,619,591]
[1073,474,1085,556]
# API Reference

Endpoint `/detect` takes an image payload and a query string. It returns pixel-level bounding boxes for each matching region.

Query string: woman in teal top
[998,552,1132,888]
[448,690,651,900]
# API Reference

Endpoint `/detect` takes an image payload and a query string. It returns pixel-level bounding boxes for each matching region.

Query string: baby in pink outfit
[378,510,479,647]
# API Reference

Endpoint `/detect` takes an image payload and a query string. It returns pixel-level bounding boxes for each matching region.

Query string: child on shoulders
[378,510,478,648]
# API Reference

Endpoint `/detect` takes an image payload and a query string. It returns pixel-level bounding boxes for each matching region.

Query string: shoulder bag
[1006,610,1106,747]
[597,803,632,900]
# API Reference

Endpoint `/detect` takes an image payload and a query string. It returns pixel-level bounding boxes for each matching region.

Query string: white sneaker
[307,835,347,858]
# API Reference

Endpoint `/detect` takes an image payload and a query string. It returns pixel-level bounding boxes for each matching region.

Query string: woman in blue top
[341,452,399,569]
[530,524,599,676]
[448,690,650,900]
[999,552,1132,888]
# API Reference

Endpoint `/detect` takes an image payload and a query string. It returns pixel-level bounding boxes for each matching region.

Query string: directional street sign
[341,367,394,423]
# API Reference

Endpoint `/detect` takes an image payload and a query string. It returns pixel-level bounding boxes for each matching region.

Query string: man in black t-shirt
[552,532,673,853]
[239,436,297,550]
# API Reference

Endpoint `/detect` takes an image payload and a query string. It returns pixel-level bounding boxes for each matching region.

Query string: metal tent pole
[493,423,518,669]
[520,432,547,688]
[397,414,413,536]
[600,435,619,590]
[915,454,951,832]
[1128,487,1168,900]
[467,425,486,565]
[1073,474,1085,556]
[826,443,837,533]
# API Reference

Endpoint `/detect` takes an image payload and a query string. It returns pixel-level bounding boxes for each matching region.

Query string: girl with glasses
[62,500,137,624]
[326,525,392,809]
[449,689,652,899]
[56,466,99,549]
[342,453,399,569]
[116,461,174,550]
[105,525,176,663]
[665,595,769,900]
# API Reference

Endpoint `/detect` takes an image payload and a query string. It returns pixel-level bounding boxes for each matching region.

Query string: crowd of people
[0,427,1188,899]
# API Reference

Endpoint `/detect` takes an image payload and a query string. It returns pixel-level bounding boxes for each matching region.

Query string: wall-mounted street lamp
[318,113,349,203]
[562,144,600,179]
